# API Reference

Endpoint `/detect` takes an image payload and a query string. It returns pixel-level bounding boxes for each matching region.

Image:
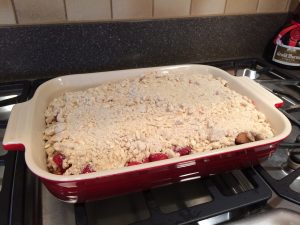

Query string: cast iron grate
[255,106,300,205]
[0,145,16,225]
[205,58,295,80]
[1,58,299,225]
[0,80,30,127]
[73,168,272,225]
[0,80,31,225]
[255,166,300,205]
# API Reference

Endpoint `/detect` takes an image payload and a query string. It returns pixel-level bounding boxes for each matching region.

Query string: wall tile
[191,0,226,16]
[0,0,16,24]
[66,0,111,21]
[257,0,289,13]
[288,0,299,11]
[225,0,259,14]
[14,0,66,24]
[3,0,292,25]
[112,0,152,20]
[154,0,191,18]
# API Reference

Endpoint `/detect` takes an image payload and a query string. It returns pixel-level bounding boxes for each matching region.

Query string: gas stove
[0,58,299,225]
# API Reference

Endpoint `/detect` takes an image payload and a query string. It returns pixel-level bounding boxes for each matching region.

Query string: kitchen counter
[0,13,291,82]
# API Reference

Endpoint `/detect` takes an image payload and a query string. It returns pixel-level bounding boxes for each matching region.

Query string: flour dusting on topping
[43,70,273,175]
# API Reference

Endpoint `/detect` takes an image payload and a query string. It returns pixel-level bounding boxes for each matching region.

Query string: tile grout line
[189,0,192,16]
[110,0,113,20]
[152,0,154,18]
[10,0,19,24]
[256,0,260,13]
[224,0,228,14]
[63,0,68,21]
[285,0,291,12]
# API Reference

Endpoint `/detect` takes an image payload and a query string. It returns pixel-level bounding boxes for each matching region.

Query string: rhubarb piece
[127,161,142,166]
[52,152,67,175]
[149,153,169,162]
[81,164,95,174]
[174,146,192,156]
[142,158,150,163]
[52,152,65,168]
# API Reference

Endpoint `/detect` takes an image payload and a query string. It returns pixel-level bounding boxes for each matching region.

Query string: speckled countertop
[0,13,299,82]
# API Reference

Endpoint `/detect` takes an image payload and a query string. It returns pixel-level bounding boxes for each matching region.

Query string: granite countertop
[0,13,293,82]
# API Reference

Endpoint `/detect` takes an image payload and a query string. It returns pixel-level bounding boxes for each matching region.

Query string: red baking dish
[2,65,291,202]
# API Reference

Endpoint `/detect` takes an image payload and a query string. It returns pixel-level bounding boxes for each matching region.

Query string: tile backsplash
[191,0,226,16]
[257,0,290,13]
[13,0,66,24]
[225,0,259,14]
[112,0,152,20]
[0,0,296,25]
[66,0,111,21]
[0,0,15,24]
[154,0,191,18]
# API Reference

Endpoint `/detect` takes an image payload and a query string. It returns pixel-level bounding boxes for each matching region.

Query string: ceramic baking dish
[3,64,291,202]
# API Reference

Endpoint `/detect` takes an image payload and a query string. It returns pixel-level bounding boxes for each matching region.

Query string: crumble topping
[43,70,273,175]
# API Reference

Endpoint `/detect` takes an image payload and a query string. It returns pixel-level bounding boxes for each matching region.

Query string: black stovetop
[0,58,299,225]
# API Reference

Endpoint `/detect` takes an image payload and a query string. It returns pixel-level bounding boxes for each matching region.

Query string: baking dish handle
[235,76,284,108]
[2,101,31,151]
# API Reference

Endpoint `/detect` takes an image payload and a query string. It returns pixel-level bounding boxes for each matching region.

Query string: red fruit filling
[52,152,66,174]
[53,152,65,168]
[148,153,169,162]
[173,146,192,156]
[142,158,150,163]
[127,161,142,166]
[81,164,95,174]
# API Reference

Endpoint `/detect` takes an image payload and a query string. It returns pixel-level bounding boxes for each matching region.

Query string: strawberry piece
[81,164,95,174]
[127,161,142,166]
[174,146,192,156]
[149,153,169,162]
[52,153,65,168]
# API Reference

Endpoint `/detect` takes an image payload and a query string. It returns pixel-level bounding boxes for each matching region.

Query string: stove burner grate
[255,166,300,205]
[74,168,272,225]
[1,58,300,225]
